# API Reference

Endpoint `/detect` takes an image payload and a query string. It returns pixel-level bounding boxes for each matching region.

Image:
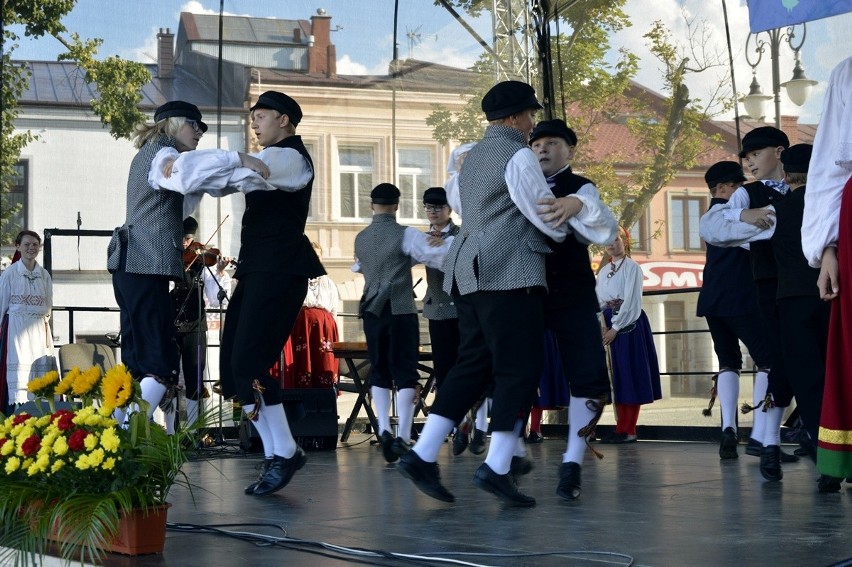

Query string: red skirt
[818,175,852,478]
[270,307,339,390]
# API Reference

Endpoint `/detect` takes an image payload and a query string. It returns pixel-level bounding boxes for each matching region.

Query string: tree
[1,0,150,244]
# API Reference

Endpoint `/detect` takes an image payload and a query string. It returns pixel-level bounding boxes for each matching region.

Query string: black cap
[529,119,577,146]
[738,126,789,158]
[183,216,198,237]
[371,183,400,205]
[154,101,208,132]
[704,161,747,188]
[250,91,303,126]
[422,187,447,206]
[481,80,542,121]
[780,143,813,174]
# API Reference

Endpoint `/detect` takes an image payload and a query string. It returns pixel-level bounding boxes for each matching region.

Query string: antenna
[405,25,438,59]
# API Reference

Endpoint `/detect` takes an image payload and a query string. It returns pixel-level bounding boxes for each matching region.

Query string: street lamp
[740,24,817,128]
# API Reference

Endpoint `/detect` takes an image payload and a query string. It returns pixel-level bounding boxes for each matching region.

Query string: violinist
[167,216,228,432]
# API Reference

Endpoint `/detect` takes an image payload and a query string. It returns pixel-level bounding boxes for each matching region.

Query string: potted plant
[0,365,191,564]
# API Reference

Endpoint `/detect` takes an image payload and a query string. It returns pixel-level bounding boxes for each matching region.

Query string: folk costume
[802,56,852,480]
[352,183,449,461]
[697,162,771,459]
[528,119,619,500]
[397,81,568,507]
[0,258,56,408]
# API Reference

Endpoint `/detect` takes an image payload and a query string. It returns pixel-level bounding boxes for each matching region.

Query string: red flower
[21,435,41,457]
[12,413,31,426]
[68,429,88,452]
[52,410,75,431]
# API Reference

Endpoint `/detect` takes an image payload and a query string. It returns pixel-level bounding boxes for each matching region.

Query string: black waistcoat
[743,181,789,282]
[771,187,820,299]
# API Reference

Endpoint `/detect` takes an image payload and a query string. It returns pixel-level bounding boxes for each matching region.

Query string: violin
[183,241,221,269]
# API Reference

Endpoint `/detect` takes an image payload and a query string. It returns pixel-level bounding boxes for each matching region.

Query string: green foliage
[1,0,150,214]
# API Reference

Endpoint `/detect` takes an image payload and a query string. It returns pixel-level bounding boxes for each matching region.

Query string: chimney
[780,115,800,144]
[308,9,334,76]
[293,28,301,44]
[157,28,174,79]
[326,44,337,78]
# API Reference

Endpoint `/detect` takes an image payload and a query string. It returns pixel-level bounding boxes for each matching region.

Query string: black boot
[719,427,738,460]
[253,448,307,496]
[473,463,536,507]
[379,430,399,463]
[556,462,581,501]
[452,429,469,456]
[397,451,455,502]
[469,429,487,455]
[759,445,783,482]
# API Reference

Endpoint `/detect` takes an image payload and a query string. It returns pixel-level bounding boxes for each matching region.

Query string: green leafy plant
[0,365,190,565]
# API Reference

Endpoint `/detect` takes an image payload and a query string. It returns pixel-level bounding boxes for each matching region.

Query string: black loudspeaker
[281,388,338,451]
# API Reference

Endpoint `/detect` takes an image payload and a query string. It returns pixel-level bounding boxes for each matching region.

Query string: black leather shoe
[759,445,783,482]
[780,449,799,463]
[556,462,581,501]
[510,456,533,476]
[719,427,738,460]
[244,458,273,495]
[469,429,487,455]
[380,430,399,463]
[452,430,469,456]
[397,451,455,502]
[526,431,544,444]
[472,463,536,507]
[253,448,307,496]
[745,437,762,457]
[817,475,842,493]
[392,437,411,456]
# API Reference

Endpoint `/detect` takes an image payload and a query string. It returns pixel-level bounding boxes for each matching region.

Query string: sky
[6,0,852,124]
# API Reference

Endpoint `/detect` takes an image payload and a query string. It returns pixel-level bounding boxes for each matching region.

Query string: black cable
[555,7,566,120]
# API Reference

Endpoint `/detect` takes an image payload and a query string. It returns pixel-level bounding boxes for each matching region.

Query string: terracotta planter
[108,504,170,556]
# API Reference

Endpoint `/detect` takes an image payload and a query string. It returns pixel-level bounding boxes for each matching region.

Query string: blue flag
[748,0,852,33]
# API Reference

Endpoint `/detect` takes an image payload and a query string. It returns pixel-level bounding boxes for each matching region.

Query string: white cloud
[336,54,389,75]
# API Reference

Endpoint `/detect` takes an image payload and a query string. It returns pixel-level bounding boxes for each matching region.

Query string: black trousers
[755,278,794,406]
[177,329,207,399]
[778,295,830,443]
[545,304,611,399]
[705,312,771,370]
[112,265,179,381]
[430,288,544,432]
[427,317,460,390]
[219,272,307,405]
[362,305,420,389]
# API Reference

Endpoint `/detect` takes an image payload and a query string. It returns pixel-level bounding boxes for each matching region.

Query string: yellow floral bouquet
[0,365,190,564]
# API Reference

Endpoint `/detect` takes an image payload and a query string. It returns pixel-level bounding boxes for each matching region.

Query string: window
[396,148,433,221]
[669,195,706,252]
[626,201,651,253]
[338,146,374,220]
[1,161,28,246]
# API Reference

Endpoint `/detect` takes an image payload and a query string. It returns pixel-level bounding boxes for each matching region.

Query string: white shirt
[595,256,644,331]
[303,275,340,316]
[201,267,232,308]
[149,147,313,217]
[802,55,852,268]
[544,163,619,245]
[351,226,451,273]
[445,147,567,243]
[699,180,787,247]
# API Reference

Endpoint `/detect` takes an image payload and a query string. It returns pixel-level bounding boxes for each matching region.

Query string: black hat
[481,80,543,121]
[422,187,447,206]
[704,161,747,188]
[780,143,813,174]
[154,101,208,132]
[250,91,303,126]
[738,126,789,158]
[529,119,578,146]
[371,183,400,205]
[183,216,198,237]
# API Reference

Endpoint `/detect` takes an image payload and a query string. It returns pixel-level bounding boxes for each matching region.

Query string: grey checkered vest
[354,214,417,317]
[443,125,550,295]
[107,136,184,279]
[422,221,460,320]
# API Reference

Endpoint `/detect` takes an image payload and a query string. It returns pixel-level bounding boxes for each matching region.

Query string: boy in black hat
[397,80,568,507]
[696,161,771,460]
[699,127,801,481]
[108,100,211,424]
[528,119,618,500]
[352,183,450,463]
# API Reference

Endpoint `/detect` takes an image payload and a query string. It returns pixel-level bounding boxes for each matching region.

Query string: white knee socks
[564,396,596,465]
[396,388,416,443]
[139,376,167,418]
[484,419,525,475]
[371,386,392,435]
[762,406,784,447]
[717,370,740,432]
[751,370,769,441]
[412,414,455,462]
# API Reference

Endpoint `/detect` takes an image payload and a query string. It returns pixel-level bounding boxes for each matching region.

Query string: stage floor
[110,434,850,567]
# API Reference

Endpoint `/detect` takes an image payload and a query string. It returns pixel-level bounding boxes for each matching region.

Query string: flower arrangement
[0,365,190,564]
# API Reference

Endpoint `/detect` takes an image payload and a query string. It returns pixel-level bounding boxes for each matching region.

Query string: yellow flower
[102,457,116,471]
[100,427,120,452]
[51,460,65,474]
[83,434,98,451]
[72,366,102,396]
[27,370,60,396]
[53,436,68,456]
[75,454,91,470]
[5,456,20,474]
[101,365,135,411]
[55,368,82,396]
